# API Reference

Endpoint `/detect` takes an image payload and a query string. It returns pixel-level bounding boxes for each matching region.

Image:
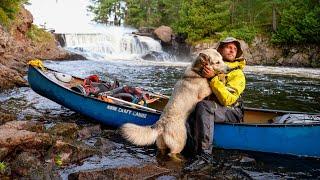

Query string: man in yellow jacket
[184,37,246,168]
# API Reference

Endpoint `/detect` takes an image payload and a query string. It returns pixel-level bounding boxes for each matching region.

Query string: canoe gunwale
[216,122,320,127]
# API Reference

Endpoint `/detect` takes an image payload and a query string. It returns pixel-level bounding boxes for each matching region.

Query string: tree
[88,0,125,26]
[272,0,320,44]
[174,0,231,41]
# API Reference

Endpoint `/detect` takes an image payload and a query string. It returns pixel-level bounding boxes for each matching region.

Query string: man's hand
[202,65,216,79]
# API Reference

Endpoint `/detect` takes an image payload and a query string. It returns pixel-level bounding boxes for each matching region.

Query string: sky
[25,0,98,33]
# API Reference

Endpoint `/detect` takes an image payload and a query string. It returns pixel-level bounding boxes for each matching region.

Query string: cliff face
[193,35,320,68]
[0,6,75,90]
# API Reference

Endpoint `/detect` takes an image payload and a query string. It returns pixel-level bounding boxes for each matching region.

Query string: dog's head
[192,49,229,75]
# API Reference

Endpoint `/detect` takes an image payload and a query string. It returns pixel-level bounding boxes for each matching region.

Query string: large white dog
[121,49,229,159]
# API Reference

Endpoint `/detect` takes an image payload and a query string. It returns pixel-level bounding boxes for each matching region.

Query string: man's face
[220,42,237,61]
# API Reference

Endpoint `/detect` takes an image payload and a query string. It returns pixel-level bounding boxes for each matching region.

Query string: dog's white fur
[121,49,228,156]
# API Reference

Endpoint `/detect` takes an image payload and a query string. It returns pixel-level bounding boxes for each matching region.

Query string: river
[1,27,320,178]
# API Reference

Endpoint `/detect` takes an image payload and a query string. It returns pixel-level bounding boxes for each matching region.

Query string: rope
[27,59,46,71]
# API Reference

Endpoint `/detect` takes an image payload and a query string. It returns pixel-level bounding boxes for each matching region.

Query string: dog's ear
[199,53,209,65]
[192,54,204,72]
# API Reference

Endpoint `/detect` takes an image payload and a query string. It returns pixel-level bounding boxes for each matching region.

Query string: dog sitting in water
[121,49,229,160]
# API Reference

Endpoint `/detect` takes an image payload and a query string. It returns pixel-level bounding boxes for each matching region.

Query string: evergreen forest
[89,0,320,44]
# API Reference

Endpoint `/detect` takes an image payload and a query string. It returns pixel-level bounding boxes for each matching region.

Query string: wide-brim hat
[216,37,243,58]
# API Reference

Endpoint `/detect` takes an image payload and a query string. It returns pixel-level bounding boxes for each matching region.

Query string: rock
[0,148,10,161]
[11,152,42,176]
[287,53,310,66]
[0,64,27,89]
[141,51,161,61]
[0,121,52,149]
[1,120,38,130]
[154,26,173,43]
[78,125,101,140]
[49,122,79,138]
[68,164,171,180]
[63,51,87,60]
[0,128,36,147]
[0,6,86,91]
[51,140,98,165]
[0,112,16,125]
[138,27,155,34]
[94,138,114,154]
[10,151,58,179]
[239,156,256,164]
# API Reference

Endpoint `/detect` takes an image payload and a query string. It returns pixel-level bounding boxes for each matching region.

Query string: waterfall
[61,26,176,62]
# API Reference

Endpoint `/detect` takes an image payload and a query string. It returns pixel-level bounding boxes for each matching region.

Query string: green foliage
[27,24,54,43]
[174,0,231,41]
[219,26,258,43]
[0,0,28,28]
[0,8,10,28]
[125,0,159,27]
[89,0,125,25]
[271,0,320,44]
[0,162,7,174]
[89,0,320,44]
[54,154,63,166]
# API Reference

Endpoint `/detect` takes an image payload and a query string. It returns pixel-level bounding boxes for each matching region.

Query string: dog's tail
[120,123,160,146]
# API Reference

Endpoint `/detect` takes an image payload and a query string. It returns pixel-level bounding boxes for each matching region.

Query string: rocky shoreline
[0,6,85,90]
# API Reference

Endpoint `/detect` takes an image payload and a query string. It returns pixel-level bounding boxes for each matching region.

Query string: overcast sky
[25,0,97,33]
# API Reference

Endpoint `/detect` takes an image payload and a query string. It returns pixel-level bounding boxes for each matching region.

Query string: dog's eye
[216,61,220,64]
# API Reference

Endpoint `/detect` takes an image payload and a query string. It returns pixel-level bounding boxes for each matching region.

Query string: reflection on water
[244,74,320,112]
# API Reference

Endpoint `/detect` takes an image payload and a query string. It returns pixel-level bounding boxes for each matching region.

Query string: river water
[1,59,320,179]
[1,28,320,178]
[0,60,320,179]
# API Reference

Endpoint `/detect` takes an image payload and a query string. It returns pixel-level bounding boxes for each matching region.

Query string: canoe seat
[243,110,278,124]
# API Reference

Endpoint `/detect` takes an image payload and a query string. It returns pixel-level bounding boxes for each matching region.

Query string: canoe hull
[28,66,160,127]
[214,123,320,158]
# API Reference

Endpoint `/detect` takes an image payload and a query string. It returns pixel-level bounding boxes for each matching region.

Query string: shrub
[27,24,54,43]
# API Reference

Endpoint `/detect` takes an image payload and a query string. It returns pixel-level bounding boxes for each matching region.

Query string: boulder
[154,26,173,43]
[68,164,171,180]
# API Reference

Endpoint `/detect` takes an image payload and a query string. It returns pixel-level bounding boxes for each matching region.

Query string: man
[184,37,246,163]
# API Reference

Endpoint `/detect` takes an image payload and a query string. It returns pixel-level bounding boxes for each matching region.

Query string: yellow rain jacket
[209,59,246,106]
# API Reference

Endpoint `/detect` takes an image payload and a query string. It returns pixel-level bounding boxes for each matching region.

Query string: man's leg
[194,100,217,154]
[185,100,243,155]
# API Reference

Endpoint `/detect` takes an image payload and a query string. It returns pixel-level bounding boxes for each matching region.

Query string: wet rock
[0,148,10,161]
[2,120,39,130]
[0,121,53,149]
[51,140,98,165]
[11,151,42,176]
[94,138,114,154]
[0,128,36,147]
[0,6,86,91]
[62,51,87,60]
[0,112,15,125]
[49,122,79,139]
[78,125,101,140]
[240,156,256,164]
[138,27,155,34]
[10,151,58,179]
[142,51,163,61]
[287,53,310,66]
[0,64,27,89]
[68,164,171,180]
[154,26,173,43]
